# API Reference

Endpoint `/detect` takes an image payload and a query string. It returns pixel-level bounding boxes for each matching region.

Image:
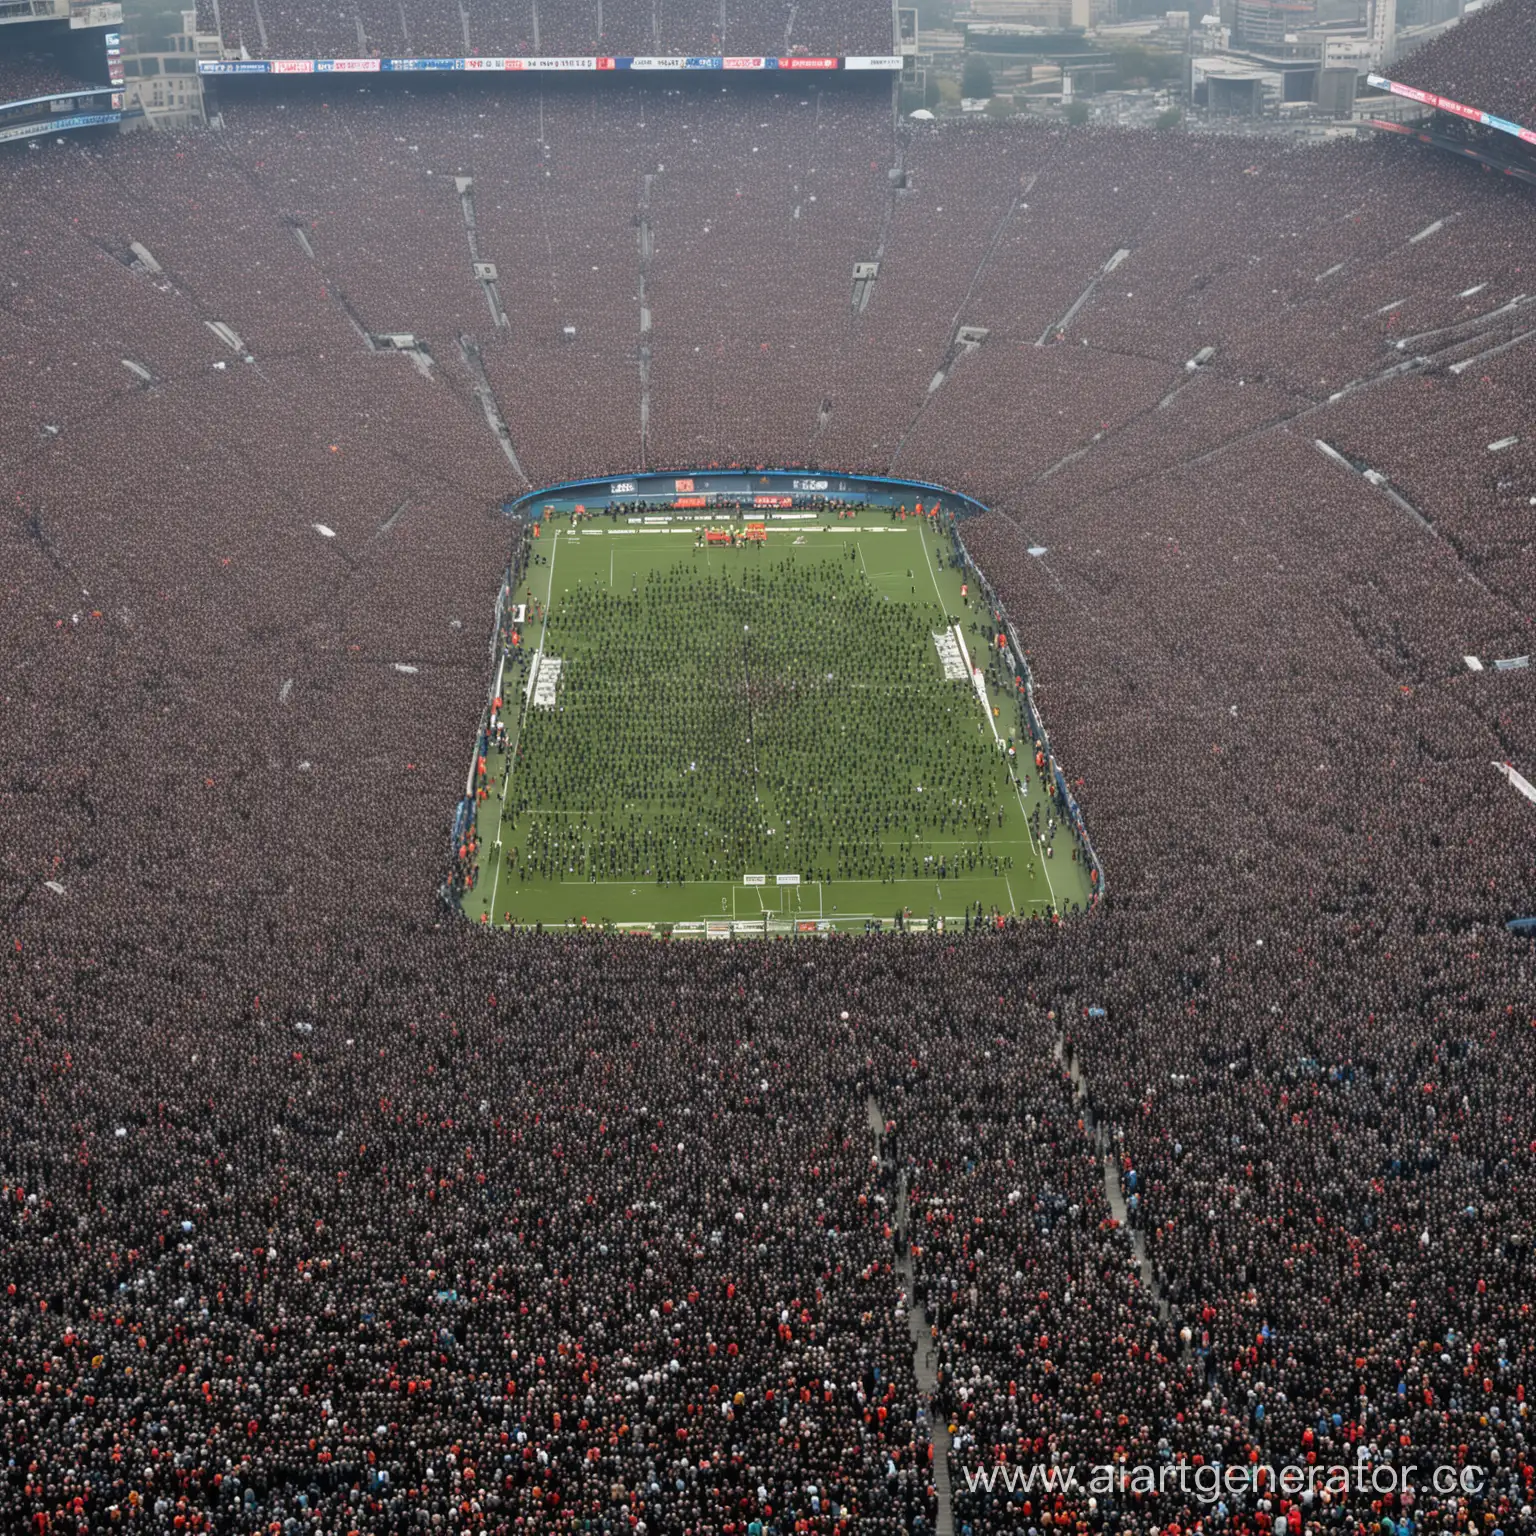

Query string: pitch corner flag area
[456,508,1094,937]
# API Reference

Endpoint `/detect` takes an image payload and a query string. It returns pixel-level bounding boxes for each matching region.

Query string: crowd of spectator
[192,0,896,64]
[2,75,1536,1536]
[0,53,100,108]
[1392,0,1536,130]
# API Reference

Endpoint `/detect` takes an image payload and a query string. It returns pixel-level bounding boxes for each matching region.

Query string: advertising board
[200,53,904,78]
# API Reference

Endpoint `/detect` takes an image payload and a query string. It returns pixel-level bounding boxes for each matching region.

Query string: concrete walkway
[869,1095,955,1536]
[1054,1036,1185,1345]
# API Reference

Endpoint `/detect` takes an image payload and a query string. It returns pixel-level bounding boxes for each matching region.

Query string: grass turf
[460,512,1092,934]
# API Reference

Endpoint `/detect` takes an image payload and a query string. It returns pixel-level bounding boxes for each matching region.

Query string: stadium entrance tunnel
[448,471,1105,936]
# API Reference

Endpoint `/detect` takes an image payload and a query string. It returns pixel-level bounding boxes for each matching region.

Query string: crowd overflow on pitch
[449,478,1102,936]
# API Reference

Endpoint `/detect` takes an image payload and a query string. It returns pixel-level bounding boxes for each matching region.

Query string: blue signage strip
[0,111,123,143]
[502,469,989,521]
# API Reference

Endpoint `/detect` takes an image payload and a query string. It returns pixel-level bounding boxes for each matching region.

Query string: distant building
[1191,53,1283,113]
[1367,0,1397,64]
[1233,0,1317,47]
[967,0,1080,26]
[119,9,215,131]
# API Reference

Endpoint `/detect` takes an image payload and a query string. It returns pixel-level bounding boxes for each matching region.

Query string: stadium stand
[0,55,97,106]
[192,0,897,64]
[2,65,1536,1536]
[1391,0,1536,130]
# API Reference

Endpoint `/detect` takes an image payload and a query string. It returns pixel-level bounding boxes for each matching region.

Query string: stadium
[2,0,1535,1531]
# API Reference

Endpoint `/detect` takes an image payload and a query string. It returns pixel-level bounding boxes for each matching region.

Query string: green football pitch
[460,511,1092,935]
